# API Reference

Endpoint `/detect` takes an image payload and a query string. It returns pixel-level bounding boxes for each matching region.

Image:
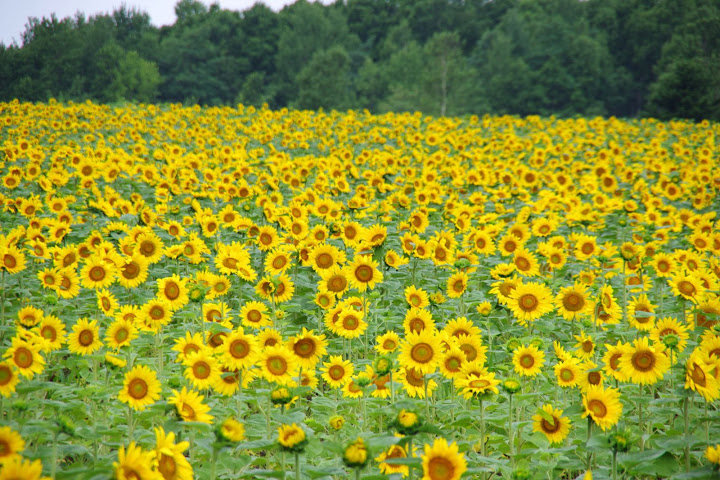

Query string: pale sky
[0,0,321,46]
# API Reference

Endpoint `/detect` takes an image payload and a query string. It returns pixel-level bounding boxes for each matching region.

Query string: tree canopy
[1,0,718,120]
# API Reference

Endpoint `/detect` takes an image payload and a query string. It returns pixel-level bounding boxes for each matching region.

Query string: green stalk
[508,394,514,466]
[612,449,617,480]
[684,395,690,471]
[586,417,593,470]
[407,437,414,480]
[295,452,301,480]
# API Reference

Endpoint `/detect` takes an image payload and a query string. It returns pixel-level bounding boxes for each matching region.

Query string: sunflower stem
[612,449,618,480]
[51,430,58,479]
[638,384,644,451]
[586,417,592,470]
[479,398,486,458]
[210,444,218,480]
[508,393,514,466]
[281,449,286,479]
[127,407,134,442]
[0,270,5,337]
[684,395,690,472]
[407,437,414,480]
[236,370,244,415]
[423,376,429,420]
[295,452,301,480]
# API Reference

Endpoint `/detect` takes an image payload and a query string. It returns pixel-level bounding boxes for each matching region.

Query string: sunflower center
[140,241,155,255]
[560,369,574,382]
[459,344,478,361]
[541,417,561,433]
[316,253,333,269]
[0,366,12,385]
[409,295,422,307]
[445,357,462,372]
[382,339,397,351]
[411,343,434,363]
[582,341,593,353]
[588,372,602,385]
[259,233,272,245]
[678,281,695,296]
[101,298,112,311]
[409,318,425,333]
[427,456,455,480]
[193,361,211,379]
[504,240,517,252]
[406,368,424,386]
[247,310,262,323]
[267,356,288,376]
[328,276,347,292]
[563,293,584,311]
[452,280,465,292]
[631,351,655,372]
[89,266,106,282]
[79,330,94,347]
[123,262,140,279]
[2,254,16,269]
[609,353,621,370]
[223,258,238,269]
[62,253,76,267]
[691,364,706,386]
[164,282,180,300]
[231,340,250,359]
[127,378,148,399]
[115,328,129,342]
[343,315,360,330]
[588,399,607,418]
[352,264,373,283]
[519,294,538,311]
[634,307,651,323]
[294,338,316,358]
[158,453,177,477]
[328,365,345,380]
[180,402,196,420]
[515,257,530,270]
[469,378,490,389]
[581,243,594,255]
[150,306,165,320]
[272,256,287,270]
[520,354,534,369]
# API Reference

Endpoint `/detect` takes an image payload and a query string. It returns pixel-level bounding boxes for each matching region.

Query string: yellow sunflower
[239,301,271,330]
[183,350,221,390]
[405,285,430,309]
[602,341,630,382]
[67,318,103,356]
[320,355,354,388]
[403,307,435,335]
[287,328,328,369]
[157,274,189,311]
[618,337,670,385]
[218,329,259,371]
[80,255,117,290]
[309,244,346,273]
[318,265,350,296]
[155,427,193,480]
[512,344,545,377]
[573,332,595,361]
[31,315,66,353]
[533,404,571,445]
[582,385,623,431]
[0,426,24,464]
[345,255,383,292]
[113,442,158,480]
[685,353,720,402]
[446,271,469,298]
[456,371,500,399]
[259,345,298,385]
[507,281,554,325]
[105,318,138,350]
[399,329,442,374]
[627,294,656,331]
[421,438,467,480]
[650,317,689,353]
[555,283,592,321]
[168,387,214,424]
[375,331,401,354]
[0,361,20,397]
[118,364,162,411]
[554,357,582,388]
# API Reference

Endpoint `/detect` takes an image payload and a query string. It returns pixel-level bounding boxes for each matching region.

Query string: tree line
[1,0,718,121]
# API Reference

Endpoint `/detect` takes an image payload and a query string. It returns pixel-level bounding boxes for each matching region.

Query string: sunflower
[650,317,690,353]
[669,272,705,302]
[277,423,307,452]
[238,301,271,330]
[399,329,442,375]
[334,308,368,339]
[255,225,280,251]
[117,253,149,289]
[309,243,346,273]
[555,283,592,321]
[135,231,165,263]
[507,281,554,325]
[533,404,571,445]
[685,353,720,401]
[259,345,298,385]
[602,341,630,382]
[439,345,466,380]
[257,328,283,348]
[446,271,469,298]
[0,361,20,397]
[218,329,259,371]
[346,255,383,292]
[544,246,567,270]
[155,427,193,480]
[0,426,24,464]
[320,355,354,388]
[314,291,336,310]
[264,247,294,275]
[498,234,523,256]
[453,334,487,365]
[96,289,119,317]
[0,455,48,480]
[594,285,622,326]
[66,318,103,356]
[627,294,656,331]
[106,318,138,350]
[513,247,540,277]
[582,385,623,431]
[574,234,598,261]
[118,364,162,411]
[577,361,605,392]
[573,332,595,361]
[37,267,59,290]
[471,229,496,255]
[403,307,435,335]
[157,275,189,311]
[376,440,414,476]
[80,255,117,290]
[456,371,500,399]
[0,245,26,274]
[398,366,437,398]
[489,276,520,305]
[113,442,159,480]
[287,328,327,369]
[183,350,221,390]
[255,274,295,303]
[375,331,401,354]
[168,387,214,424]
[444,316,482,339]
[142,298,173,332]
[512,344,545,377]
[405,285,430,309]
[618,337,670,385]
[220,418,246,442]
[16,306,43,328]
[700,333,720,360]
[421,438,467,480]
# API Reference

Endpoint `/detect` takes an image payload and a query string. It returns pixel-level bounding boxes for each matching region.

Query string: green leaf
[535,407,555,426]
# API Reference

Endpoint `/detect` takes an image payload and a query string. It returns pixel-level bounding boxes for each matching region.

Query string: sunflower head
[277,423,308,452]
[343,437,369,468]
[392,409,424,436]
[608,426,634,453]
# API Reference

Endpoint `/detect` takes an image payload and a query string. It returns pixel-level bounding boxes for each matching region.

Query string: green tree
[296,45,354,111]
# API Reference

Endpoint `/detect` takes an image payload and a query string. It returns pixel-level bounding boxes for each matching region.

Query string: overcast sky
[1,0,320,46]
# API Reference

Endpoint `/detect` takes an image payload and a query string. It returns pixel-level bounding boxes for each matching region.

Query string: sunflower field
[1,100,719,480]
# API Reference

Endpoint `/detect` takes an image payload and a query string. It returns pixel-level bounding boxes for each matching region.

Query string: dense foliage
[1,0,719,120]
